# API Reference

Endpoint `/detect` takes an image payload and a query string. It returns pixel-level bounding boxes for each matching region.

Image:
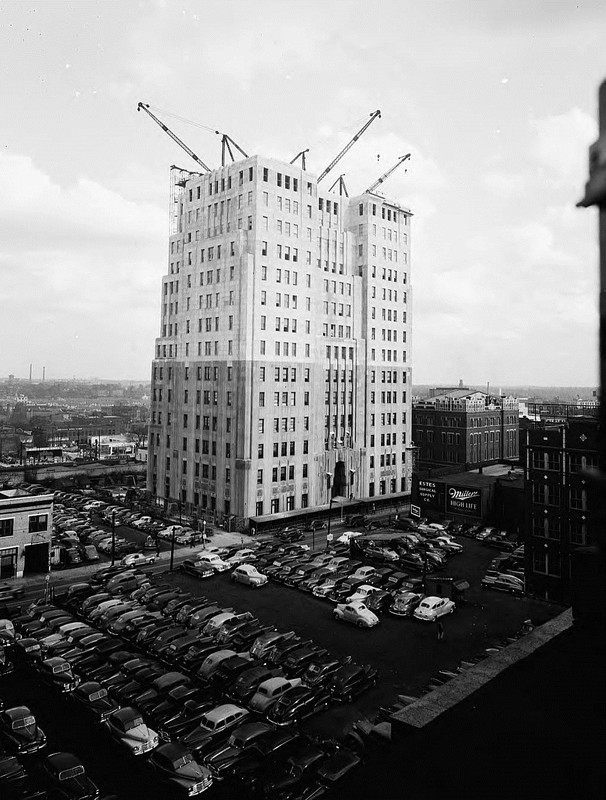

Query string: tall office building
[147,156,412,526]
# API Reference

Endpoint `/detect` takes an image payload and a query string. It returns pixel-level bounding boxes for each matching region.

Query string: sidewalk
[12,529,256,593]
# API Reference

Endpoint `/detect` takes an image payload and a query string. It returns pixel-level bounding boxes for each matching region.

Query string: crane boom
[137,102,211,172]
[317,110,381,183]
[366,153,411,193]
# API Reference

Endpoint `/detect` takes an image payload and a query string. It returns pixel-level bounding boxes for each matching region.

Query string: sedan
[149,742,212,796]
[328,663,378,702]
[266,686,331,727]
[333,602,380,629]
[104,707,159,756]
[413,596,455,622]
[71,681,121,723]
[390,590,424,617]
[481,574,525,596]
[231,564,268,588]
[364,590,395,616]
[0,706,47,755]
[120,553,156,567]
[39,752,100,800]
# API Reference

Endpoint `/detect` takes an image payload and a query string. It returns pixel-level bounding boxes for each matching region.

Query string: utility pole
[111,511,116,567]
[170,525,177,571]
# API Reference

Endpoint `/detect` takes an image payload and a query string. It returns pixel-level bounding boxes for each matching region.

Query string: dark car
[315,746,361,786]
[205,655,255,692]
[147,590,184,613]
[157,700,215,743]
[283,646,328,678]
[483,534,517,552]
[37,657,79,693]
[398,553,426,572]
[262,742,327,794]
[181,641,223,672]
[302,520,326,532]
[133,672,191,713]
[328,663,378,702]
[71,681,120,723]
[364,590,395,615]
[213,613,256,644]
[225,665,283,704]
[298,568,335,593]
[326,578,367,604]
[180,560,215,581]
[148,742,212,796]
[0,751,31,797]
[265,637,309,667]
[266,686,331,727]
[180,704,250,758]
[146,685,204,728]
[343,515,367,528]
[276,529,304,543]
[113,667,166,705]
[0,707,47,755]
[11,638,43,666]
[103,658,159,693]
[135,620,175,646]
[163,633,203,665]
[203,721,275,778]
[302,656,352,688]
[230,624,275,652]
[39,752,99,800]
[284,563,318,588]
[148,628,189,658]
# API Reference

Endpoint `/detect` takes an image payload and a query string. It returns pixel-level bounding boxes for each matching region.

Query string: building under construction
[144,109,413,525]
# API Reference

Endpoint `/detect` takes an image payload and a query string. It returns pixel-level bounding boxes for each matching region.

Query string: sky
[0,0,604,386]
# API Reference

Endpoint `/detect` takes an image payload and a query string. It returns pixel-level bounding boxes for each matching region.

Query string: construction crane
[317,110,381,183]
[328,174,349,197]
[137,102,211,172]
[216,131,248,167]
[365,153,411,194]
[290,149,310,170]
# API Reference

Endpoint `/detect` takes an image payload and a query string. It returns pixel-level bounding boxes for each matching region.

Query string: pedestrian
[202,532,208,550]
[437,621,444,642]
[155,536,160,557]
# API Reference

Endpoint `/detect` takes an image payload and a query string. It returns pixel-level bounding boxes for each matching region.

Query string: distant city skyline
[1,0,604,384]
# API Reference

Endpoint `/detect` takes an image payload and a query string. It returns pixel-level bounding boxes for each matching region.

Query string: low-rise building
[413,390,519,470]
[0,488,53,579]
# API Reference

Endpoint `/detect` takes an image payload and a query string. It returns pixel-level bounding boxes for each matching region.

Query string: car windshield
[13,716,36,729]
[52,663,70,674]
[123,716,144,731]
[59,766,85,780]
[89,689,107,701]
[173,754,192,769]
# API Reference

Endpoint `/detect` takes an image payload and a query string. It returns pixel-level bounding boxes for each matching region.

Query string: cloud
[530,107,597,185]
[0,152,165,379]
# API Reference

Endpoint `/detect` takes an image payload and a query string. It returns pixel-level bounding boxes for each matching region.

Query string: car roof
[47,752,82,770]
[204,703,245,721]
[156,741,189,759]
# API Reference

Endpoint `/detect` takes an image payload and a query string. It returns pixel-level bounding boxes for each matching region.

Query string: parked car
[231,564,268,588]
[249,630,297,661]
[266,685,331,727]
[224,549,258,567]
[203,721,274,778]
[104,707,159,756]
[71,681,121,723]
[302,655,352,688]
[148,742,213,796]
[390,590,424,617]
[333,601,380,629]
[0,706,47,755]
[225,665,283,704]
[37,657,80,693]
[329,662,379,703]
[39,752,100,800]
[180,704,250,758]
[194,554,231,573]
[248,676,303,714]
[413,596,455,622]
[120,553,156,567]
[481,574,525,596]
[364,590,395,615]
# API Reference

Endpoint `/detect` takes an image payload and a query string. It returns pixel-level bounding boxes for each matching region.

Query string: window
[0,519,14,537]
[257,469,263,484]
[28,514,48,533]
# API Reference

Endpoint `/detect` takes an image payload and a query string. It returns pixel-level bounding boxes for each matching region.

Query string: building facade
[412,390,519,470]
[0,488,53,578]
[521,413,599,603]
[147,156,413,524]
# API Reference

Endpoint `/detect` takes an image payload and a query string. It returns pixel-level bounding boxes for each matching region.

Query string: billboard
[416,479,445,512]
[446,485,481,517]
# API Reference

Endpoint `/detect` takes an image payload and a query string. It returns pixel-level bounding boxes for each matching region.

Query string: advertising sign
[416,480,445,512]
[446,485,481,517]
[410,504,421,518]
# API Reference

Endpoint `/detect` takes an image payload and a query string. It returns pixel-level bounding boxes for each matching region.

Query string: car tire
[356,620,365,628]
[333,613,340,621]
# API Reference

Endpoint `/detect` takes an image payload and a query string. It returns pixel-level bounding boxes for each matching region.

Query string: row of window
[531,451,598,472]
[0,514,48,538]
[532,484,587,509]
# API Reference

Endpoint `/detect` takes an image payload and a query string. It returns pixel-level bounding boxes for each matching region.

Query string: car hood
[61,774,98,798]
[123,723,154,743]
[11,722,43,743]
[175,760,209,781]
[205,743,241,768]
[182,726,214,748]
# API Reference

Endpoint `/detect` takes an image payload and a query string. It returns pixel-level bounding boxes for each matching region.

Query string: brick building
[412,390,519,470]
[521,409,599,603]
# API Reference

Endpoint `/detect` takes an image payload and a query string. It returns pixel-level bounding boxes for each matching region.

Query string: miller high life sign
[446,485,481,516]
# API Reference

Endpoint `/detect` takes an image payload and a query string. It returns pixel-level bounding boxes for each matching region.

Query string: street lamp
[326,473,333,552]
[170,525,177,571]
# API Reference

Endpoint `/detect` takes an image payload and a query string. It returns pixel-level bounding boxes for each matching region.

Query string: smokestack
[42,366,46,383]
[29,363,32,381]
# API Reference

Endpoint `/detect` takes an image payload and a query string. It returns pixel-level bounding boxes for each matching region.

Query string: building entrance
[0,547,18,579]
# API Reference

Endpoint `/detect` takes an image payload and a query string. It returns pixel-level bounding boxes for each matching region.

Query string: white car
[249,677,302,713]
[225,549,257,566]
[333,601,380,628]
[195,553,231,573]
[433,536,463,553]
[106,707,159,756]
[346,584,382,604]
[413,596,455,622]
[132,516,153,529]
[120,552,156,567]
[231,564,268,587]
[350,566,379,582]
[336,531,362,545]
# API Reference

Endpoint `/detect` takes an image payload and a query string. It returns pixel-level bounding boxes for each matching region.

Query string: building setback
[521,413,599,603]
[147,156,413,525]
[412,390,519,470]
